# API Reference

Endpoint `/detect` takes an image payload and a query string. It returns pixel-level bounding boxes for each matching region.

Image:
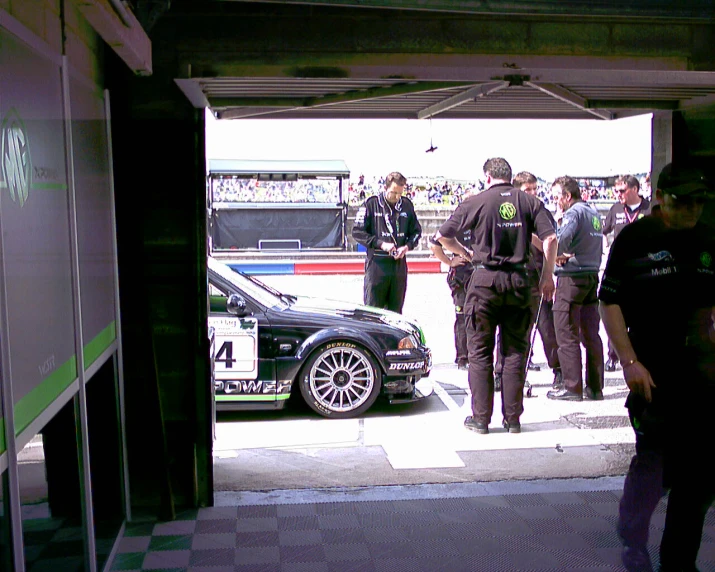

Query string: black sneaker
[502,418,521,433]
[494,373,502,392]
[552,369,564,390]
[621,545,654,572]
[585,387,605,401]
[527,361,541,371]
[605,359,619,372]
[464,416,489,434]
[547,388,583,401]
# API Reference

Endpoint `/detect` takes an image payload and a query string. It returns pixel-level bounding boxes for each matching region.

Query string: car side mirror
[226,294,248,316]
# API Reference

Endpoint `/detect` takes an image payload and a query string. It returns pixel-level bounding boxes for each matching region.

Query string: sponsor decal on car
[386,349,412,356]
[216,380,274,394]
[388,361,425,370]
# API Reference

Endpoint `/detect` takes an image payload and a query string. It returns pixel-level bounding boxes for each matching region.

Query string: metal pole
[104,89,132,523]
[0,158,26,572]
[61,54,97,572]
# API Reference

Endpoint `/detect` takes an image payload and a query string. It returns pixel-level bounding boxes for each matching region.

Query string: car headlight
[398,335,417,349]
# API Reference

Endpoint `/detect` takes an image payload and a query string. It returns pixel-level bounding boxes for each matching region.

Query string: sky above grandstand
[205,111,652,182]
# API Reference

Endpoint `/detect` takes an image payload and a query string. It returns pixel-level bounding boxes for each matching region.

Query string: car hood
[288,296,424,341]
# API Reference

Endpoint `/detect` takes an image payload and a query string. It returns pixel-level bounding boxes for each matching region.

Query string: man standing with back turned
[438,158,557,434]
[353,171,422,313]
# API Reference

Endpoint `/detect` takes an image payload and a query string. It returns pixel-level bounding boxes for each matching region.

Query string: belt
[474,264,526,271]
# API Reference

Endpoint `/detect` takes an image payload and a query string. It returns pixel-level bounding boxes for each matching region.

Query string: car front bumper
[382,347,432,403]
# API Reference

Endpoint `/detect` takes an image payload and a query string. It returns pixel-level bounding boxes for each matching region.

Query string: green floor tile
[148,534,193,551]
[124,523,155,537]
[110,551,145,570]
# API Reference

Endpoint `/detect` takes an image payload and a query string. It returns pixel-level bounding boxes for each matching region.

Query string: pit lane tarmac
[213,274,634,493]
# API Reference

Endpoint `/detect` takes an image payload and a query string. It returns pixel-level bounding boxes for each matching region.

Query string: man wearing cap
[547,176,604,402]
[602,175,652,372]
[438,158,557,434]
[600,163,715,571]
[353,171,422,313]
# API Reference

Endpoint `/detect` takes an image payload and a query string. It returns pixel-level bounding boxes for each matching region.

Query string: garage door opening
[204,113,652,494]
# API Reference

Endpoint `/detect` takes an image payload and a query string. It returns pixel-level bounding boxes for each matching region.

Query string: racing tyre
[299,342,381,418]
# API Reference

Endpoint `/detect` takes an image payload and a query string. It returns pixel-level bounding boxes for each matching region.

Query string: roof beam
[209,81,472,113]
[174,79,211,108]
[417,81,509,119]
[677,92,715,110]
[587,99,678,110]
[75,0,152,75]
[525,82,613,120]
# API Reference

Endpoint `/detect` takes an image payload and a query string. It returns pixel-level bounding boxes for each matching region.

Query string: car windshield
[208,258,289,310]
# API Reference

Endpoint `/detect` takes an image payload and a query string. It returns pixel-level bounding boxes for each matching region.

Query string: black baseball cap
[657,163,713,198]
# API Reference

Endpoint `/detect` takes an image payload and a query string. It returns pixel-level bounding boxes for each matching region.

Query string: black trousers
[451,282,468,364]
[465,281,532,425]
[536,298,560,371]
[620,389,715,569]
[553,274,604,395]
[495,290,560,373]
[363,256,408,313]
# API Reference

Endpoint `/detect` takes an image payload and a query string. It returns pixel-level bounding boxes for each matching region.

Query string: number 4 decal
[215,341,236,368]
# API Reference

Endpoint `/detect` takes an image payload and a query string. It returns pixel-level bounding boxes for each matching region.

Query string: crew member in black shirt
[602,174,651,372]
[495,172,562,390]
[352,171,422,313]
[438,158,557,434]
[429,227,473,370]
[600,163,715,571]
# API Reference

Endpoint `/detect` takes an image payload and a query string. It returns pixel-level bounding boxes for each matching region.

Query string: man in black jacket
[602,175,651,372]
[352,171,422,313]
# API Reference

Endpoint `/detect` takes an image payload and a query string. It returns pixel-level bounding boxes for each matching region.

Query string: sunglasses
[669,194,708,207]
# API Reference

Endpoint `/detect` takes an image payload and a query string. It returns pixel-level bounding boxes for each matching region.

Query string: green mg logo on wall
[1,108,32,207]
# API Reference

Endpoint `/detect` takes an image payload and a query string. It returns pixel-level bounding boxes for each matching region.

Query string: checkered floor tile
[107,479,715,572]
[21,503,119,572]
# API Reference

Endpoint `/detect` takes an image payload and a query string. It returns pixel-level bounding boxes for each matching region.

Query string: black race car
[208,258,432,418]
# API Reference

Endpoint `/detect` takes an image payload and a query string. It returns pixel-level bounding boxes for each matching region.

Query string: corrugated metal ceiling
[182,77,715,120]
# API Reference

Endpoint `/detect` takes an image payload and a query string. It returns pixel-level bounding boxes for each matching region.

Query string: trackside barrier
[227,259,443,276]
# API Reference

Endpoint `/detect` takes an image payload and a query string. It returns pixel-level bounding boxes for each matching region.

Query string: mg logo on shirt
[591,216,602,231]
[1,108,32,208]
[499,202,516,220]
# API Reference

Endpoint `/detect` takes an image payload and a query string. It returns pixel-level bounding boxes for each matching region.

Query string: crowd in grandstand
[210,172,651,207]
[211,176,340,204]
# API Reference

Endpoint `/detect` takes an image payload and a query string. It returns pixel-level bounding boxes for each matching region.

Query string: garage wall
[0,0,117,460]
[0,2,123,569]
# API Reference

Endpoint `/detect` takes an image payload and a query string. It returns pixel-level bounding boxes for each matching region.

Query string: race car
[208,257,432,418]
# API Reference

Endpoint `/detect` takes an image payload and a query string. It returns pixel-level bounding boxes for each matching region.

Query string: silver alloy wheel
[308,347,375,413]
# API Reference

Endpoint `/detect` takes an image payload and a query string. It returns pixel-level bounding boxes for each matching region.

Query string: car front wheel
[299,342,381,418]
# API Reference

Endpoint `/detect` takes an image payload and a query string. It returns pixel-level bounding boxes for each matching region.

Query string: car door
[209,282,277,407]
